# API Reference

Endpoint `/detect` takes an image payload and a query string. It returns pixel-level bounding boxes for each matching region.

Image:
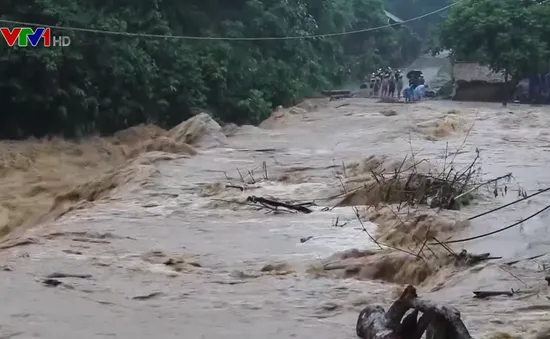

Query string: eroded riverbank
[1,99,550,338]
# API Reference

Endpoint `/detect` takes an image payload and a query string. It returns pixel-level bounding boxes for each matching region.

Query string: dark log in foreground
[473,290,514,299]
[356,285,473,339]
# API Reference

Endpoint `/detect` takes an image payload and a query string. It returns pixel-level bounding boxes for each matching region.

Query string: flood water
[1,98,550,339]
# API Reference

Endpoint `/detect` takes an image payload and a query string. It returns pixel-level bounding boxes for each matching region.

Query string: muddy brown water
[1,99,550,339]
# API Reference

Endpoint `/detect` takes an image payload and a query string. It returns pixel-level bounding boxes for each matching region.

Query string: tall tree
[436,0,550,89]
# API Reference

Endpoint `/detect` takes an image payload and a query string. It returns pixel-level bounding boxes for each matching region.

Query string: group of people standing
[364,68,404,99]
[361,67,428,102]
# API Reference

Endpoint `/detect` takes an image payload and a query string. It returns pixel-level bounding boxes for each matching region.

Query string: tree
[0,0,421,139]
[435,0,550,103]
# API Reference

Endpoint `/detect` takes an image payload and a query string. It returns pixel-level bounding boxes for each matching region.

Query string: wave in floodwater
[1,100,550,339]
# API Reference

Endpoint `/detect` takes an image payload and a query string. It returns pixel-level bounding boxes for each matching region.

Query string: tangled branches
[359,149,512,211]
[328,141,521,276]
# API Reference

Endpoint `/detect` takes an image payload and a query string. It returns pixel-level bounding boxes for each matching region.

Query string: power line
[0,0,463,41]
[434,203,550,245]
[467,186,550,221]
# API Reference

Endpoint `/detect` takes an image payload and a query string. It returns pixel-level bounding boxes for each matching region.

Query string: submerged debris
[337,150,512,211]
[142,250,202,272]
[473,290,515,299]
[455,250,501,266]
[300,236,313,243]
[46,272,92,279]
[132,292,164,301]
[246,196,313,213]
[42,279,63,287]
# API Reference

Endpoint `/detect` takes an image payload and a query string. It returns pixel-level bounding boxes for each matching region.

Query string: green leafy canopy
[435,0,550,79]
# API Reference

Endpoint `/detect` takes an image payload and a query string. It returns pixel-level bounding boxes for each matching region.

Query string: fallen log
[246,196,313,214]
[473,290,513,299]
[455,249,501,266]
[356,285,473,339]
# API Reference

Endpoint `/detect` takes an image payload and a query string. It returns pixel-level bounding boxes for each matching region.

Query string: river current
[1,97,550,339]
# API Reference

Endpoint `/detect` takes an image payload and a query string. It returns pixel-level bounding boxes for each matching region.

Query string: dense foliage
[0,0,426,138]
[433,0,550,82]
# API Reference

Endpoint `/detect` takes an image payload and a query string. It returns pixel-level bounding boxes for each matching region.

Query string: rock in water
[168,113,227,148]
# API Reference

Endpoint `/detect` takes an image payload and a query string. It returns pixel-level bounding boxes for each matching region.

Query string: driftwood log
[356,285,473,339]
[473,290,514,299]
[455,249,501,266]
[246,196,313,213]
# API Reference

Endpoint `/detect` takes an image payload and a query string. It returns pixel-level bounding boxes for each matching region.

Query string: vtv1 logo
[0,27,71,47]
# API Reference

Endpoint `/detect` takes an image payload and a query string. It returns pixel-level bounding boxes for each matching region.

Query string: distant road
[404,53,452,92]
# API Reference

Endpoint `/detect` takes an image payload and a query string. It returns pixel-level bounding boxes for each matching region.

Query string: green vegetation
[0,0,430,139]
[433,0,550,83]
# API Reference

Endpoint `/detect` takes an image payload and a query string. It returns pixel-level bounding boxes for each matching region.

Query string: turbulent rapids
[0,98,550,339]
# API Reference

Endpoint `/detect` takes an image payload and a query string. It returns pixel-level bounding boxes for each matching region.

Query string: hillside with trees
[0,0,429,139]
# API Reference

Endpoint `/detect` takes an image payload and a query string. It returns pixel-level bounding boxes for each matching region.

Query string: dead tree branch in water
[246,196,313,214]
[345,148,512,211]
[453,172,512,201]
[471,289,540,299]
[356,285,473,339]
[333,146,512,268]
[505,253,547,266]
[374,128,516,211]
[454,249,501,266]
[232,162,271,184]
[473,290,514,299]
[221,161,272,190]
[352,206,383,250]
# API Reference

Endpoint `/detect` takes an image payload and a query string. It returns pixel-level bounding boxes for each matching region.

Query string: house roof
[453,62,504,83]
